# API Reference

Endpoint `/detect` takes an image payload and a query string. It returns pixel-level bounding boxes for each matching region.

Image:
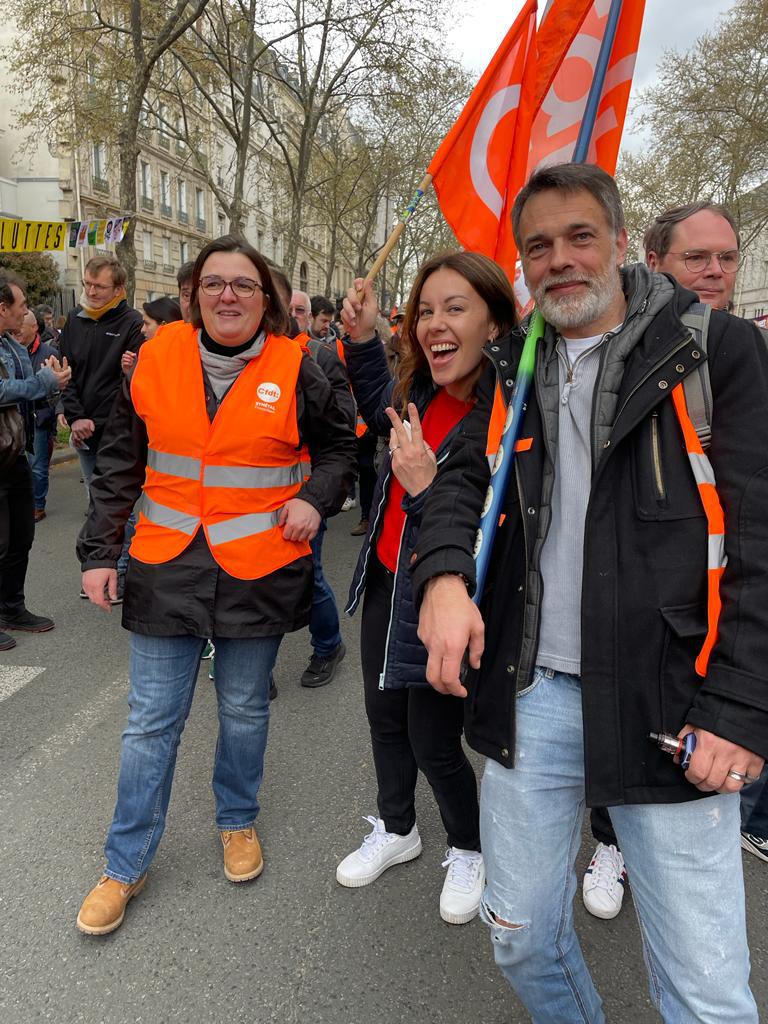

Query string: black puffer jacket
[412,267,768,807]
[344,336,467,689]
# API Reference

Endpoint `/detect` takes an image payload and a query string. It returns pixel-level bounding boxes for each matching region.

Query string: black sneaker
[741,831,768,863]
[301,642,346,688]
[0,609,54,632]
[79,588,88,599]
[0,631,17,650]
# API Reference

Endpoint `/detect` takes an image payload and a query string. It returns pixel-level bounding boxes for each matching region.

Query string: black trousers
[0,455,34,616]
[356,432,377,520]
[361,556,480,850]
[590,805,620,850]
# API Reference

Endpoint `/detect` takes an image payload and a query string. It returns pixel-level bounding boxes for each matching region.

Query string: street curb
[51,448,79,466]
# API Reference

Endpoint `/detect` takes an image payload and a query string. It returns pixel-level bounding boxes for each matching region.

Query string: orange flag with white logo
[528,0,646,175]
[427,0,538,277]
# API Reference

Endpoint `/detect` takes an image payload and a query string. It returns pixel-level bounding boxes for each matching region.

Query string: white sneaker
[336,816,421,887]
[440,848,485,924]
[341,496,358,512]
[582,842,627,919]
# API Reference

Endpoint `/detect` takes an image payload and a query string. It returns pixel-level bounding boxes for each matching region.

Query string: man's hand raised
[418,574,484,698]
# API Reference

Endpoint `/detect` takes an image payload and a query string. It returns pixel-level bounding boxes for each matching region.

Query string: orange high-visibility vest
[129,321,311,580]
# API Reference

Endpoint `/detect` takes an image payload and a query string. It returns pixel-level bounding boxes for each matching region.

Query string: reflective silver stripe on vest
[206,510,281,546]
[203,462,310,489]
[139,496,201,535]
[147,448,202,481]
[708,533,727,570]
[688,451,716,488]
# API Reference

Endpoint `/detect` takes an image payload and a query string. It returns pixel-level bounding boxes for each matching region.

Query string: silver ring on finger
[727,769,746,781]
[389,444,400,455]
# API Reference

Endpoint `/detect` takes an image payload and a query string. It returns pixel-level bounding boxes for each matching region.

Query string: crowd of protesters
[1,161,768,1021]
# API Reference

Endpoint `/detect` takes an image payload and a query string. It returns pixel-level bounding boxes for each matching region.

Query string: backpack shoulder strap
[680,301,712,451]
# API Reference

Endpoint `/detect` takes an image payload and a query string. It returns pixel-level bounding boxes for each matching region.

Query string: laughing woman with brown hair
[335,252,517,924]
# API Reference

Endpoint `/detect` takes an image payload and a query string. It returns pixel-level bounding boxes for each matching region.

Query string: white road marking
[0,665,45,703]
[0,675,128,799]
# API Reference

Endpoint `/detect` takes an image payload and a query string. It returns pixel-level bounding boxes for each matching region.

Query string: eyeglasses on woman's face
[199,276,264,298]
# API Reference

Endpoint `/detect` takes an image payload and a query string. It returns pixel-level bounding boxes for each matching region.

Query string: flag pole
[364,173,433,284]
[573,0,623,162]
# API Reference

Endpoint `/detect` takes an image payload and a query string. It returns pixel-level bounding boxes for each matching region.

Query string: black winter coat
[411,269,768,807]
[59,300,143,437]
[78,338,357,637]
[344,336,467,689]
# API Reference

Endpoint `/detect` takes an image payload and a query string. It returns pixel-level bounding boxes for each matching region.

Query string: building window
[140,162,152,199]
[299,261,308,293]
[162,236,170,265]
[160,170,171,216]
[92,142,107,184]
[215,143,224,186]
[217,212,226,237]
[257,229,264,252]
[143,231,153,261]
[178,180,188,223]
[272,236,279,261]
[195,188,206,231]
[180,240,189,263]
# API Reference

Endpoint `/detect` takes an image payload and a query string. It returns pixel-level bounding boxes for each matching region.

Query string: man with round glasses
[644,201,740,310]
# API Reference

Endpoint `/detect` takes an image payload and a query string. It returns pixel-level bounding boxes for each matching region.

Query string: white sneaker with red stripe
[582,842,627,920]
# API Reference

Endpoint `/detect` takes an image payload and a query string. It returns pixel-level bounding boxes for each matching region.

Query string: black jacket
[59,300,143,438]
[28,337,59,431]
[344,335,460,689]
[411,267,768,807]
[77,342,357,637]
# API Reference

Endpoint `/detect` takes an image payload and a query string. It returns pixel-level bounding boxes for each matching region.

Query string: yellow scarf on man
[78,288,126,320]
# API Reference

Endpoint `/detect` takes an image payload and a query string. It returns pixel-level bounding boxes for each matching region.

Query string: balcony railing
[162,263,174,274]
[143,259,157,271]
[196,217,206,232]
[175,141,187,156]
[158,134,170,150]
[141,196,154,212]
[178,210,189,224]
[93,176,110,194]
[160,203,172,219]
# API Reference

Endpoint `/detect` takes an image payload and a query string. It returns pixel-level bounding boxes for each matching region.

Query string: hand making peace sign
[385,402,438,498]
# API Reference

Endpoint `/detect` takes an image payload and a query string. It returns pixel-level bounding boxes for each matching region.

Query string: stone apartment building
[0,22,370,311]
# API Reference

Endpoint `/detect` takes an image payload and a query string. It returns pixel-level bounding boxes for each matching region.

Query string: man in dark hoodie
[59,255,143,497]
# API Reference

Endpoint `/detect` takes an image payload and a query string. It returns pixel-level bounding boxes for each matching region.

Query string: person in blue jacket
[335,252,517,924]
[0,271,70,650]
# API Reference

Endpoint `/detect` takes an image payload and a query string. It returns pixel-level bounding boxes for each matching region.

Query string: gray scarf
[196,329,267,402]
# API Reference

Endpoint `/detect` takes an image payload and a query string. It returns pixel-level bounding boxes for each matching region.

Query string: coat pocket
[631,407,705,521]
[658,603,707,734]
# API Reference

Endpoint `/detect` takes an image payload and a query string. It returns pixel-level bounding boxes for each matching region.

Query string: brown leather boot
[76,874,147,935]
[220,826,263,882]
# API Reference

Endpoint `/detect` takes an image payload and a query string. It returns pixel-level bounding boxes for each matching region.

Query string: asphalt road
[1,459,766,1024]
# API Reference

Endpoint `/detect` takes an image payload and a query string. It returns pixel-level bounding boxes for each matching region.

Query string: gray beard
[532,259,622,333]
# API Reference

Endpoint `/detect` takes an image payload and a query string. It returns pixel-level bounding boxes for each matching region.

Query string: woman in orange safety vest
[75,235,356,936]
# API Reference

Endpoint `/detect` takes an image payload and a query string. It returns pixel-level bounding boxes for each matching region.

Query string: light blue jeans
[480,666,757,1024]
[104,632,282,884]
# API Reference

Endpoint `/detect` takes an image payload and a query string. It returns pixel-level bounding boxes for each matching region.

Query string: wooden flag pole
[364,172,433,284]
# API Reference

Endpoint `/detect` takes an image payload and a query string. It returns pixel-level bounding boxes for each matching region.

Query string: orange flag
[529,0,647,175]
[427,0,538,277]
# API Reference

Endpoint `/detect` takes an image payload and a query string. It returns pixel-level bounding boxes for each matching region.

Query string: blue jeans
[480,667,757,1024]
[741,766,768,838]
[78,446,133,576]
[31,425,53,510]
[104,631,282,884]
[308,519,341,657]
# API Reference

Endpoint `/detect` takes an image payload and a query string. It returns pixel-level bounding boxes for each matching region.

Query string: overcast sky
[449,0,736,150]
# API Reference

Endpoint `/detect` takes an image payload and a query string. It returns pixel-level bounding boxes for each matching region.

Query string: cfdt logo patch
[256,382,281,411]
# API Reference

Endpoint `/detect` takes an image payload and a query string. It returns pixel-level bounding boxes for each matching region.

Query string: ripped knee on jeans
[481,897,525,930]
